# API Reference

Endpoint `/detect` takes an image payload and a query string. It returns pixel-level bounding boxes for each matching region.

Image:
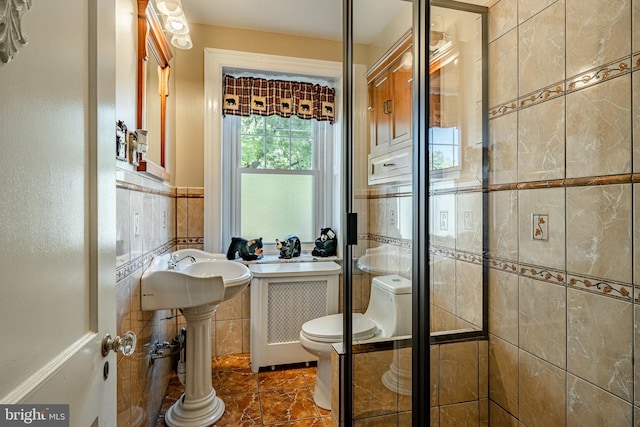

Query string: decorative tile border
[488,257,517,273]
[487,256,634,302]
[566,273,633,301]
[490,98,518,117]
[176,237,205,246]
[566,56,632,94]
[456,249,483,266]
[518,81,565,111]
[368,234,413,249]
[116,179,176,198]
[519,262,566,287]
[489,52,637,119]
[116,239,176,283]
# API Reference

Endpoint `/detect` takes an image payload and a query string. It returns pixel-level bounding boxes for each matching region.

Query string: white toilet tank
[364,274,412,337]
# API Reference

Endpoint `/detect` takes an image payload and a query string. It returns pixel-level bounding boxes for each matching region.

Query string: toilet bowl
[299,274,412,410]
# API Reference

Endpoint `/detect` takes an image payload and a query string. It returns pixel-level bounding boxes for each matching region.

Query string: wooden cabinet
[366,30,413,184]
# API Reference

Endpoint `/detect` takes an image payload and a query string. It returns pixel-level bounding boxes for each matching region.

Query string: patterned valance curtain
[222,75,336,124]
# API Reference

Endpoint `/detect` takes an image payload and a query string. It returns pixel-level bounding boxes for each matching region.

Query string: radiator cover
[249,262,340,372]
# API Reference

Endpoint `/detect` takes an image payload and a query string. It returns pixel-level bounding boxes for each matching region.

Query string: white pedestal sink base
[164,390,225,427]
[164,304,226,427]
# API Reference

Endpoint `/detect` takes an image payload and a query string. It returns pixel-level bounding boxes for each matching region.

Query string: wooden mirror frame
[137,0,172,181]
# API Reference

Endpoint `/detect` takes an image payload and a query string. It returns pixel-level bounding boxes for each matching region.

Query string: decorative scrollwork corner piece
[0,0,32,64]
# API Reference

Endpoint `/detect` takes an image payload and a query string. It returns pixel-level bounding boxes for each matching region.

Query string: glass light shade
[171,34,193,50]
[156,0,183,17]
[164,15,189,35]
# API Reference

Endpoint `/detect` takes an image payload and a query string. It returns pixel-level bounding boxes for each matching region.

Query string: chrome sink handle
[168,254,197,270]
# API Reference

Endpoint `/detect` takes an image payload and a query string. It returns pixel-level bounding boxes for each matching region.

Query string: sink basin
[141,252,252,311]
[356,244,411,275]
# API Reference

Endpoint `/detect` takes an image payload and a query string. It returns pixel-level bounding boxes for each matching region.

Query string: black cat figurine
[275,235,301,259]
[311,227,337,257]
[226,237,263,261]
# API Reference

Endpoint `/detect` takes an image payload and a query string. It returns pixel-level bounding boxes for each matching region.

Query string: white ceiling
[180,0,491,44]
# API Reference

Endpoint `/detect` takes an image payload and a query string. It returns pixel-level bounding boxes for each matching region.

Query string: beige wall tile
[636,305,640,407]
[567,374,633,427]
[439,341,479,405]
[431,345,439,407]
[566,184,632,283]
[489,0,517,41]
[518,0,559,23]
[519,277,566,367]
[489,29,518,107]
[566,0,632,77]
[518,187,566,270]
[488,400,518,426]
[353,350,397,418]
[517,97,565,182]
[431,194,456,248]
[455,261,483,328]
[634,0,640,51]
[489,336,519,415]
[518,0,565,96]
[432,255,456,315]
[116,188,130,265]
[216,291,243,320]
[567,288,633,401]
[439,401,479,427]
[176,197,188,237]
[187,197,204,238]
[489,190,518,260]
[518,350,566,427]
[489,113,518,185]
[479,341,489,400]
[456,191,483,254]
[566,76,632,178]
[489,269,519,345]
[634,75,640,173]
[216,319,244,356]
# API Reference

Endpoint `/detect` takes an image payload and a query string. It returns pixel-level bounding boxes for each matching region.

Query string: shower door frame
[341,1,489,426]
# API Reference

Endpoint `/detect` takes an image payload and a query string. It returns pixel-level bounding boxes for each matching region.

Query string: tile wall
[487,0,640,426]
[115,168,177,427]
[115,177,252,426]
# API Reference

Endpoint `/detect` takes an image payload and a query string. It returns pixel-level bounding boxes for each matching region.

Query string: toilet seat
[301,313,378,343]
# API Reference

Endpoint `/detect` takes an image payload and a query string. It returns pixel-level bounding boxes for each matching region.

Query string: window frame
[223,113,334,255]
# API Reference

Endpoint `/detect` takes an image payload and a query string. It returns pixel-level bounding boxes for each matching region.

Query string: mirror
[136,0,171,181]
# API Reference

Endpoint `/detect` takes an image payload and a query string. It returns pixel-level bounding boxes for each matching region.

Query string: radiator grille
[267,280,328,344]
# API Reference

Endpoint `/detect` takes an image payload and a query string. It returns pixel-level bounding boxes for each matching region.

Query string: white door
[0,0,120,425]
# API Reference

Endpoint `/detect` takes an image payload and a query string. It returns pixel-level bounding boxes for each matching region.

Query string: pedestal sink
[141,249,252,427]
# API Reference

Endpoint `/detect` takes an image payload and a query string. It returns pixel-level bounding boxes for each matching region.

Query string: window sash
[223,115,333,251]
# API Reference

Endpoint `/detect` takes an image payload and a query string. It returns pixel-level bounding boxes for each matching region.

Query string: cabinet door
[390,54,412,146]
[371,72,391,151]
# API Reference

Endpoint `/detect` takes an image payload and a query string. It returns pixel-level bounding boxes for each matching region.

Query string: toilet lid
[301,313,378,343]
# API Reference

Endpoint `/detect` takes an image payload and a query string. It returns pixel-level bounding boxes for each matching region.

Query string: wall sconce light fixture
[156,0,193,50]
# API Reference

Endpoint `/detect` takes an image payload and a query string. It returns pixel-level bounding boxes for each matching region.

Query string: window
[224,114,333,250]
[429,126,460,171]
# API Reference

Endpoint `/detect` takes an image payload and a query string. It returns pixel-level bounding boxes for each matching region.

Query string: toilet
[299,274,412,409]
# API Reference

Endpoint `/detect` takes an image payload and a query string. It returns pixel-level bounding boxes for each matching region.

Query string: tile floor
[156,353,332,427]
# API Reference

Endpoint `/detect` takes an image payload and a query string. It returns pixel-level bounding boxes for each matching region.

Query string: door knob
[102,331,137,357]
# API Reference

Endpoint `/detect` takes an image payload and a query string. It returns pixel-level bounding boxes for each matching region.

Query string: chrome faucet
[168,254,196,270]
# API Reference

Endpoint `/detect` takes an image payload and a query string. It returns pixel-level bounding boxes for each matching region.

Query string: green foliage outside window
[241,116,313,170]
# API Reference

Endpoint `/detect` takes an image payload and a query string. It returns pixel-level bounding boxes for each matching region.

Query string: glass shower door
[344,0,415,424]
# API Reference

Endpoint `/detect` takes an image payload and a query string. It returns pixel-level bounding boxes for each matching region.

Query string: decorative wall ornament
[116,120,128,161]
[0,0,32,63]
